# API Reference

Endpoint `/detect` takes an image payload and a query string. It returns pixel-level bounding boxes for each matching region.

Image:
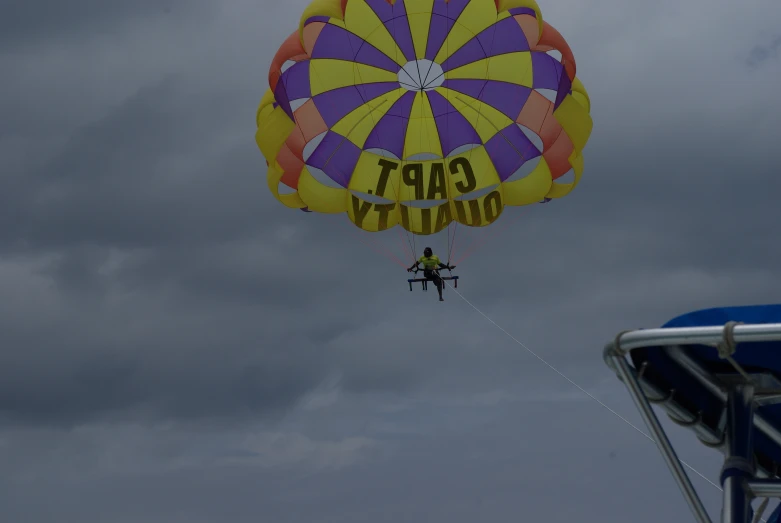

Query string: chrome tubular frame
[603,323,781,523]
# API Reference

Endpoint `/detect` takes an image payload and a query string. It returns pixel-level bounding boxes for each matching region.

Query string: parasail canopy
[256,0,593,235]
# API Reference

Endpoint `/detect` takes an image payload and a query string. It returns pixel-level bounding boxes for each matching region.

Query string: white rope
[443,280,722,492]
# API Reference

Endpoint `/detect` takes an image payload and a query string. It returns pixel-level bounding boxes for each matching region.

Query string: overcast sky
[1,0,781,521]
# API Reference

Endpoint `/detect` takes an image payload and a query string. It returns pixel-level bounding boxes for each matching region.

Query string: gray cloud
[2,0,781,520]
[0,1,213,47]
[0,391,735,522]
[748,35,781,67]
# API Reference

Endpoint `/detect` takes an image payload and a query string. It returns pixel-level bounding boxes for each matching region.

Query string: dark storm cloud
[0,391,730,523]
[1,0,778,428]
[0,0,213,47]
[0,68,339,425]
[0,288,332,427]
[2,0,781,521]
[1,75,263,252]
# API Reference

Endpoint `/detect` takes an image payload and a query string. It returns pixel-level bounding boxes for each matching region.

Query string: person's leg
[423,269,443,299]
[423,269,433,290]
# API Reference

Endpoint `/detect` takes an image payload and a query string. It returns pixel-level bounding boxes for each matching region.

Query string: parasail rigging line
[443,279,723,494]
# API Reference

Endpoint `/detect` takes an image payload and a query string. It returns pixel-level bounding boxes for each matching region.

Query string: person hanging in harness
[407,247,455,301]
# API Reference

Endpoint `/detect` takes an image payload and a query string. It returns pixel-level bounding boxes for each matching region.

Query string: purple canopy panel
[485,123,542,182]
[363,91,417,160]
[427,90,481,157]
[425,0,470,61]
[441,16,529,72]
[311,23,400,73]
[362,0,416,62]
[280,61,311,102]
[306,131,362,187]
[531,52,564,92]
[313,83,398,128]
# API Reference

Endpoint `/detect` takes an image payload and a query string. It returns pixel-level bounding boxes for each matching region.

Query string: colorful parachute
[256,0,592,235]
